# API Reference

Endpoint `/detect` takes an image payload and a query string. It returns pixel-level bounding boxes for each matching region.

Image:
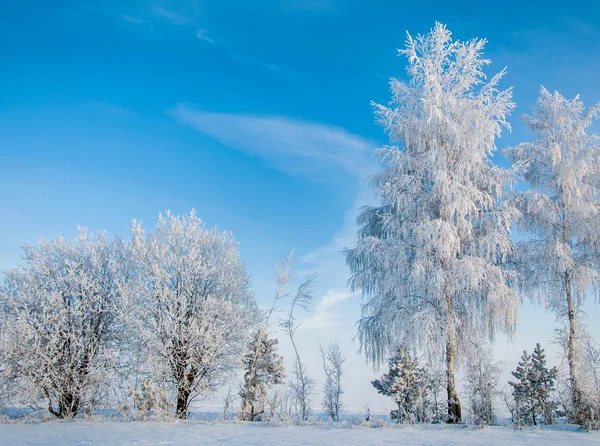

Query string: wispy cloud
[169,106,376,180]
[301,289,354,329]
[121,14,155,34]
[196,29,214,44]
[237,55,284,74]
[0,207,30,222]
[151,5,190,25]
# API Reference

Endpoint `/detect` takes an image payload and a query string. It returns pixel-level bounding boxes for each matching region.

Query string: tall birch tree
[346,23,520,423]
[505,87,600,423]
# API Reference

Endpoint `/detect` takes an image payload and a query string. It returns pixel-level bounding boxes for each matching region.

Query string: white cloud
[169,106,376,180]
[301,288,354,329]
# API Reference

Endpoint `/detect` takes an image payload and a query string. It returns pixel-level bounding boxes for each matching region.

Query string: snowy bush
[129,380,172,420]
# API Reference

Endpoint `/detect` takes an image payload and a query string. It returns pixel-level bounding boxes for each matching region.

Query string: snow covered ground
[0,421,599,445]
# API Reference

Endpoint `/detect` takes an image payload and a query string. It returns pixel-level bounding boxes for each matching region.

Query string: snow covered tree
[125,210,258,419]
[509,344,557,425]
[553,324,600,428]
[0,229,127,418]
[372,347,421,423]
[239,329,285,421]
[280,273,317,422]
[240,252,292,420]
[346,23,520,423]
[509,350,535,425]
[464,343,500,425]
[319,341,345,422]
[531,343,558,424]
[505,88,600,424]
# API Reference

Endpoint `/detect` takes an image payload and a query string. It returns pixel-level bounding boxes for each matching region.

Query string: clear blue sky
[1,0,600,411]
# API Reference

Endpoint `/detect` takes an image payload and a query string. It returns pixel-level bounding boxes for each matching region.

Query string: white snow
[0,421,598,446]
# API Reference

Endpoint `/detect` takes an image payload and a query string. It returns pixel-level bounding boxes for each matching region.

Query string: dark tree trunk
[52,391,80,419]
[176,387,190,419]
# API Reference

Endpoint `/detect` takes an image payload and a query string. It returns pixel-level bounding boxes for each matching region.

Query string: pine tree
[346,23,520,424]
[509,344,558,426]
[239,329,285,421]
[530,343,558,425]
[509,351,536,425]
[372,347,421,423]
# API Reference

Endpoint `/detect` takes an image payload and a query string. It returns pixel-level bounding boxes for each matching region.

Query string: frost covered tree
[240,253,292,420]
[319,341,345,422]
[505,88,600,423]
[126,210,258,419]
[509,350,535,425]
[509,344,557,425]
[0,229,127,418]
[554,324,600,427]
[531,343,558,424]
[464,343,500,425]
[346,23,520,423]
[372,347,421,423]
[280,273,316,421]
[239,329,285,421]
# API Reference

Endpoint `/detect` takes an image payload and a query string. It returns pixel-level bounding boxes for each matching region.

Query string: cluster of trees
[0,211,260,419]
[0,218,346,423]
[372,341,593,428]
[346,22,600,427]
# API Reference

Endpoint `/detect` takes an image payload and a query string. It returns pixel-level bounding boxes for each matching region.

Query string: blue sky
[2,0,600,411]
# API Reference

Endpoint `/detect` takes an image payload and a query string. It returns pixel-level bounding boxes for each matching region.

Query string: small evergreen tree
[372,347,421,423]
[531,343,558,424]
[509,351,536,425]
[509,344,558,425]
[239,329,285,421]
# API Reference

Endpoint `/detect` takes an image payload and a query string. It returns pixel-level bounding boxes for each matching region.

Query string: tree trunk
[446,337,462,423]
[445,292,461,424]
[176,387,190,419]
[565,271,584,424]
[57,391,80,419]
